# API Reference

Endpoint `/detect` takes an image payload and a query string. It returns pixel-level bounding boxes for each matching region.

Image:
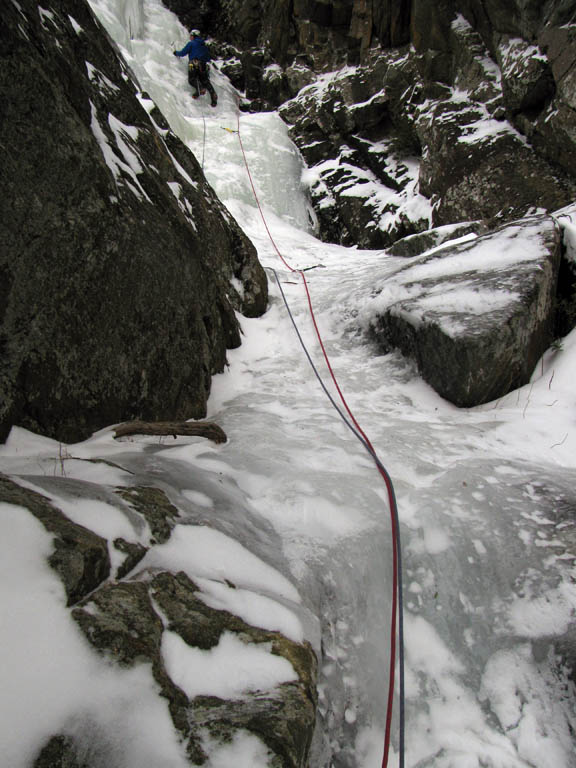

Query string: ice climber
[173,30,218,107]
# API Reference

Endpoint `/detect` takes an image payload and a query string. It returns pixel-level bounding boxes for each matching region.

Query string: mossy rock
[150,571,317,768]
[72,578,201,760]
[72,580,164,666]
[72,568,317,767]
[0,474,110,605]
[113,537,148,578]
[34,735,86,768]
[115,486,179,544]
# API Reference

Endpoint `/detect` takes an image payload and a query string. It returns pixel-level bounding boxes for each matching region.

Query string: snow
[68,15,83,35]
[162,630,297,699]
[2,0,576,766]
[136,523,301,604]
[200,730,276,768]
[38,6,55,24]
[554,203,576,263]
[195,577,305,642]
[499,37,548,75]
[89,102,151,201]
[86,61,120,93]
[0,503,190,768]
[458,115,518,144]
[451,13,472,33]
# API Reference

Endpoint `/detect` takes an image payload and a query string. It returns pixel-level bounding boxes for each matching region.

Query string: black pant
[188,60,217,102]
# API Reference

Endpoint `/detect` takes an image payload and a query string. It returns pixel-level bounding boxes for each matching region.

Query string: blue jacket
[174,37,211,63]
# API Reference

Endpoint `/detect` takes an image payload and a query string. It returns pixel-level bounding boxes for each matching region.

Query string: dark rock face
[279,57,434,248]
[367,215,562,406]
[279,25,576,245]
[174,0,411,70]
[34,735,86,768]
[415,96,576,227]
[0,0,268,444]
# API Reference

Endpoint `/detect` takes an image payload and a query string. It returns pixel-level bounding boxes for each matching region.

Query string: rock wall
[157,0,576,405]
[174,1,576,244]
[0,0,268,444]
[163,0,411,69]
[279,45,575,247]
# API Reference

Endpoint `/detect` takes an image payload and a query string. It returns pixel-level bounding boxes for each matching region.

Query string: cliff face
[163,0,576,407]
[0,0,267,444]
[172,1,576,233]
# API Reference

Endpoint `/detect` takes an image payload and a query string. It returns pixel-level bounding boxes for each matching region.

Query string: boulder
[0,0,267,444]
[115,486,180,545]
[497,36,555,116]
[365,215,562,406]
[449,14,503,106]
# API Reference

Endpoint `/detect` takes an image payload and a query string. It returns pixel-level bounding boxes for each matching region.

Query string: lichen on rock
[72,569,317,767]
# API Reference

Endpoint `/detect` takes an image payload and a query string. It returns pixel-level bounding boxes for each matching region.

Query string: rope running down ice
[235,112,405,768]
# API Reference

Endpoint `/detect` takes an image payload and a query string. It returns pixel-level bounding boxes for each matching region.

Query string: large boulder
[364,215,562,406]
[0,0,267,444]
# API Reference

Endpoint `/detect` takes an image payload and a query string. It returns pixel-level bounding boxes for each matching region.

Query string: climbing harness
[235,113,405,768]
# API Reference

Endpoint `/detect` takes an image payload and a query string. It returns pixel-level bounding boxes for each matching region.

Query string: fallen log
[113,420,227,444]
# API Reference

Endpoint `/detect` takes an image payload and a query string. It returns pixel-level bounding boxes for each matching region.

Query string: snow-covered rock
[0,465,317,768]
[280,63,433,247]
[362,214,562,406]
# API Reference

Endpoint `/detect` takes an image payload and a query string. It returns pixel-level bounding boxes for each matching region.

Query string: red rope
[236,114,398,768]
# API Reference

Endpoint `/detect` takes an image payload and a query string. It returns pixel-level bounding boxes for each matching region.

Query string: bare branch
[550,433,568,449]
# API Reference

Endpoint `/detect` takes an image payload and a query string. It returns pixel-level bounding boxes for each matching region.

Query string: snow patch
[161,630,297,699]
